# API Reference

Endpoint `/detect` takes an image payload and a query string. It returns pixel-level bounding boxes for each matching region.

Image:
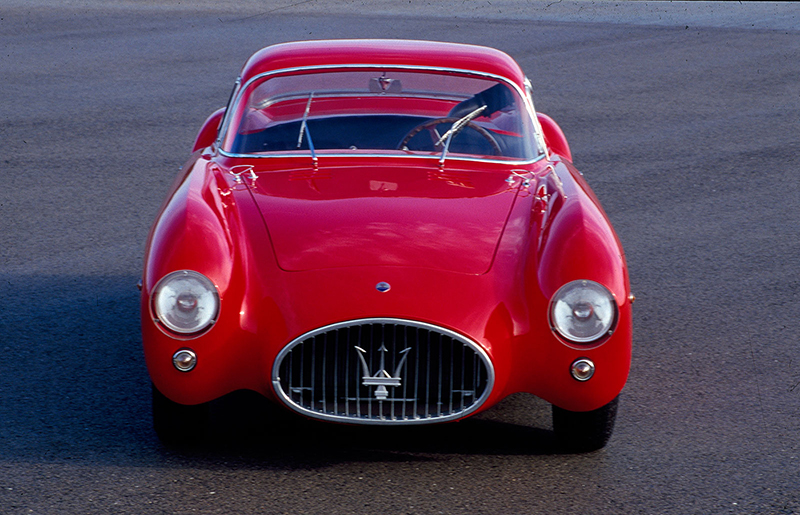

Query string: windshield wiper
[296,92,317,167]
[436,104,487,166]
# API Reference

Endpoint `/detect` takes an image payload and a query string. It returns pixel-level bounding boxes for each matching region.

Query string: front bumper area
[272,318,494,425]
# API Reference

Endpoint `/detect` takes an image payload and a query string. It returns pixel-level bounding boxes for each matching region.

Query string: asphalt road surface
[1,1,799,513]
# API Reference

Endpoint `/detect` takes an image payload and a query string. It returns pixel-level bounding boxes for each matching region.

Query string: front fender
[516,161,631,411]
[143,161,234,291]
[141,159,259,404]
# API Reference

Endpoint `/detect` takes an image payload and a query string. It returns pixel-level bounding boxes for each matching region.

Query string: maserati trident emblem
[355,344,411,400]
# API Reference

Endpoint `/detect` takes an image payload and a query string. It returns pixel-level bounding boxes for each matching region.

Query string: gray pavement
[1,2,799,513]
[4,0,800,30]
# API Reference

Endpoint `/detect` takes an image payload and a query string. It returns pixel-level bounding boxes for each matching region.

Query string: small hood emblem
[376,282,391,293]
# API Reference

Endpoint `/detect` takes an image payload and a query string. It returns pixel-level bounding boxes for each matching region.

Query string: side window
[218,78,241,145]
[524,77,547,157]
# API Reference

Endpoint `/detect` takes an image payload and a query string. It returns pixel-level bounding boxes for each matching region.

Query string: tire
[552,396,619,453]
[152,383,210,446]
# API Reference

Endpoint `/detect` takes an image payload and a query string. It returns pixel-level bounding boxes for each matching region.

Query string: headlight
[550,280,616,344]
[153,270,219,335]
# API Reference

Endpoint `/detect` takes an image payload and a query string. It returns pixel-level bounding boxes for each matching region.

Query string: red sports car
[141,39,632,452]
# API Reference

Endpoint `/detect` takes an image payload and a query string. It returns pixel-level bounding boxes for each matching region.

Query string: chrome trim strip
[217,62,545,158]
[271,318,495,426]
[218,148,544,166]
[255,91,466,110]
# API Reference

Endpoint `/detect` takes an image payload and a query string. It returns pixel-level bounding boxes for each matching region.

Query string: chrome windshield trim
[255,91,466,110]
[218,147,545,166]
[217,63,544,157]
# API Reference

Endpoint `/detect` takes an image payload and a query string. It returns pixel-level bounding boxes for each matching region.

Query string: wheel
[397,116,502,155]
[152,383,210,446]
[552,396,619,453]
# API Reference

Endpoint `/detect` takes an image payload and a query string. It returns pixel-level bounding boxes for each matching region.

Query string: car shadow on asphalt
[156,390,565,464]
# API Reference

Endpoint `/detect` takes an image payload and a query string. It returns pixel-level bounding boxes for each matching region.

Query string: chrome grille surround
[272,318,495,425]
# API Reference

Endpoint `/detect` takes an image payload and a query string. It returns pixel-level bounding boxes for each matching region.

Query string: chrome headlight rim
[151,270,220,338]
[549,279,618,345]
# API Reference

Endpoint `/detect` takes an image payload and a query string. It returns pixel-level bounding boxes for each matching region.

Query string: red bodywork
[142,40,631,422]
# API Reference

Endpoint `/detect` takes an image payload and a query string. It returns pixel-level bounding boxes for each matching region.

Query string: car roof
[238,39,527,87]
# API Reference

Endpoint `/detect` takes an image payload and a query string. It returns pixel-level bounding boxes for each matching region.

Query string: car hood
[247,161,521,274]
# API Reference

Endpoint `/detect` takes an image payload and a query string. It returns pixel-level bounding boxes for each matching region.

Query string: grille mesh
[273,319,493,424]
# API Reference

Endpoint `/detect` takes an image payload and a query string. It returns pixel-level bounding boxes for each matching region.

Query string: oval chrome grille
[272,318,494,425]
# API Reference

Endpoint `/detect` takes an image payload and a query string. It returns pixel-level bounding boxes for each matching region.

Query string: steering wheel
[397,117,502,156]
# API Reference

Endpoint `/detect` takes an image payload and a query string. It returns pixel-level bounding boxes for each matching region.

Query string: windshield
[221,68,539,161]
